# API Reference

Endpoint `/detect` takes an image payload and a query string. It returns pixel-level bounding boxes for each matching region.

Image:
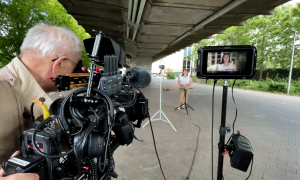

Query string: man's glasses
[51,57,78,66]
[51,53,84,73]
[51,53,78,66]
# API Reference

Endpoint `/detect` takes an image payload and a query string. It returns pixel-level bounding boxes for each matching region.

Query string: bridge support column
[133,56,152,74]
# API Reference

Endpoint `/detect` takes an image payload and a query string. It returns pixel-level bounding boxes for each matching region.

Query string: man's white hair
[20,24,82,58]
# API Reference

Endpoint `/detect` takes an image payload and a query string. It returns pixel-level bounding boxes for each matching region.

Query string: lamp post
[287,30,297,94]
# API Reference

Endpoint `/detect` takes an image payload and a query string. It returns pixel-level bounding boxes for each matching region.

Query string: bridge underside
[58,0,289,70]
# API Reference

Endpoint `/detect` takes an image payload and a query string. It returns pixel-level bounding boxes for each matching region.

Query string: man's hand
[0,173,39,180]
[0,151,39,180]
[0,151,21,176]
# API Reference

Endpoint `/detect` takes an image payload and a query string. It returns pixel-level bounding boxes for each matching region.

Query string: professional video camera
[2,31,151,180]
[196,46,256,180]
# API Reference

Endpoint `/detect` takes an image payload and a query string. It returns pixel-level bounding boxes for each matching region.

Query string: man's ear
[52,56,68,74]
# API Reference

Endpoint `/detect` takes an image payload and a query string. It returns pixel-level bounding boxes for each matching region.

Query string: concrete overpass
[58,0,290,71]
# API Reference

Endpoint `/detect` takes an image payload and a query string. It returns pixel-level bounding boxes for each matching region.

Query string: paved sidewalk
[49,77,300,180]
[112,77,300,180]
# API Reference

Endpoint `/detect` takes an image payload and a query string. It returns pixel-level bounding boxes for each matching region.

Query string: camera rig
[2,31,150,180]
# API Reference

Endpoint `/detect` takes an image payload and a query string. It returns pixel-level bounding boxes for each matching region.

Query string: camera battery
[230,134,254,172]
[3,154,46,179]
[23,128,61,179]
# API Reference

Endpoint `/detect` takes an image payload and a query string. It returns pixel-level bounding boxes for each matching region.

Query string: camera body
[3,32,150,180]
[3,154,47,179]
[3,128,61,180]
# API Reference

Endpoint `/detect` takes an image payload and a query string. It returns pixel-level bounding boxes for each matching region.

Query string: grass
[192,77,300,96]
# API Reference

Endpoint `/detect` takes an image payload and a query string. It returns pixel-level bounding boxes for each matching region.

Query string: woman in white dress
[177,69,193,109]
[215,53,237,71]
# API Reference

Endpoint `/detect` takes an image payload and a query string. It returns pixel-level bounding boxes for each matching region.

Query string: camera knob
[226,125,231,133]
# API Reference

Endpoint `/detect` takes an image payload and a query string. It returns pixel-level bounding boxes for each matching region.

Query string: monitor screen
[206,51,247,73]
[197,46,256,79]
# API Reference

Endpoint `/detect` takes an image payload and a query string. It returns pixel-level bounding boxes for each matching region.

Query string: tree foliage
[191,4,300,69]
[0,0,91,68]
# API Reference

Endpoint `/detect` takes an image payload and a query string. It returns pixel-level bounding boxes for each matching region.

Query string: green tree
[0,0,91,68]
[191,4,300,69]
[0,0,46,66]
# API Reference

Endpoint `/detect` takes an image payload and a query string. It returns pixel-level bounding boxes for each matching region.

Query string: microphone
[125,66,151,88]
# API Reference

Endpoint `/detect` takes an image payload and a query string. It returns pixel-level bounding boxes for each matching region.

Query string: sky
[284,0,300,5]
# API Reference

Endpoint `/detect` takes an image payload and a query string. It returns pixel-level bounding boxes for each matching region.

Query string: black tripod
[217,79,229,180]
[175,88,194,115]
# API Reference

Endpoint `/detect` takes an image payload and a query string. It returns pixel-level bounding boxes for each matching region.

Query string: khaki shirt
[0,57,52,167]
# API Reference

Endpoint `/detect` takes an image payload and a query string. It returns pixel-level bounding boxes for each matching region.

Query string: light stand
[287,30,297,94]
[217,79,228,180]
[143,77,177,131]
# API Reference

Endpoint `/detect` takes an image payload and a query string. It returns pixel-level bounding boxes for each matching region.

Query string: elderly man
[0,24,83,179]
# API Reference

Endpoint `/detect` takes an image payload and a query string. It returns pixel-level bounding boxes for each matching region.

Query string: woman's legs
[178,86,190,109]
[185,88,190,103]
[178,88,185,108]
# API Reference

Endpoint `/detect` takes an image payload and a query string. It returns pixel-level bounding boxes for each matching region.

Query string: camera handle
[217,79,228,180]
[86,31,102,97]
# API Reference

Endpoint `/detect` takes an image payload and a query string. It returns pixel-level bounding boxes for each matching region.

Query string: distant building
[152,46,195,77]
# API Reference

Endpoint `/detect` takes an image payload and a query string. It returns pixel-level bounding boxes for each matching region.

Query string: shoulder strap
[0,65,15,86]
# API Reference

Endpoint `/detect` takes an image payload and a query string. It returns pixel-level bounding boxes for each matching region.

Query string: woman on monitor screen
[177,69,193,109]
[215,53,237,71]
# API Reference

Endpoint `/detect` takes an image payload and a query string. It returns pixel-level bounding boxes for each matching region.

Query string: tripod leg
[185,90,188,115]
[161,111,177,131]
[143,110,160,128]
[175,103,185,110]
[151,110,160,119]
[186,104,194,111]
[142,120,150,128]
[186,105,188,115]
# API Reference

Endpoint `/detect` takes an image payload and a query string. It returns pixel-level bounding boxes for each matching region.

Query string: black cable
[226,136,232,145]
[30,103,35,122]
[211,80,217,180]
[31,129,74,158]
[239,134,254,180]
[31,117,75,158]
[99,127,112,172]
[74,108,89,121]
[88,105,111,173]
[134,87,146,99]
[89,158,97,180]
[89,106,99,122]
[66,125,84,136]
[30,128,62,155]
[60,88,114,130]
[231,79,237,134]
[118,86,136,107]
[147,110,166,180]
[186,123,200,179]
[117,82,137,107]
[112,82,136,107]
[89,105,112,173]
[92,96,109,113]
[245,156,254,180]
[222,79,238,179]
